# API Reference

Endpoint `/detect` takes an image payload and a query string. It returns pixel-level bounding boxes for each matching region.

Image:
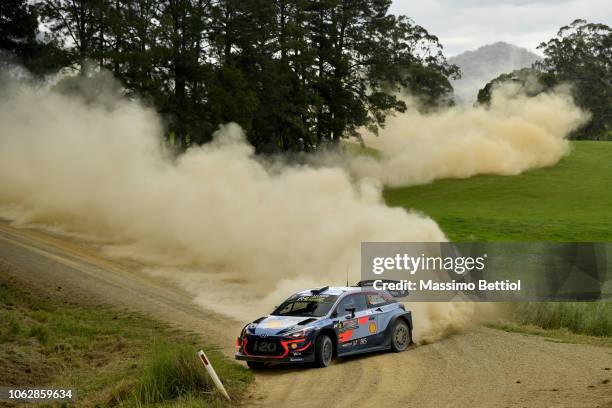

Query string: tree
[40,0,106,68]
[0,0,38,60]
[37,0,460,151]
[476,20,611,140]
[0,0,67,73]
[304,0,459,145]
[535,19,611,139]
[476,68,557,106]
[392,16,460,109]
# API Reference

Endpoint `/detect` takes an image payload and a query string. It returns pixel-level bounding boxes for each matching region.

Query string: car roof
[294,286,376,297]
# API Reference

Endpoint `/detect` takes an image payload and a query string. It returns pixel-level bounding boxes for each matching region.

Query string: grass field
[0,277,253,407]
[383,141,612,337]
[384,141,612,242]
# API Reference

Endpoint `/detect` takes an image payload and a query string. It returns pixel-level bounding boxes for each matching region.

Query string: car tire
[314,334,333,368]
[390,320,410,352]
[246,361,268,370]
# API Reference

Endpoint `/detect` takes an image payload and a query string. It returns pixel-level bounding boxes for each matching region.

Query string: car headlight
[241,323,256,337]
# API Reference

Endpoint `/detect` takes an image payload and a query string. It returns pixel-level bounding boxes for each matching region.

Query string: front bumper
[235,335,315,364]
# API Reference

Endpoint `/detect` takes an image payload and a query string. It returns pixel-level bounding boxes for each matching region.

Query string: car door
[333,294,369,354]
[364,292,391,347]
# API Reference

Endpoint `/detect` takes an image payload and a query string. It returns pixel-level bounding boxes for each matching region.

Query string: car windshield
[272,294,339,317]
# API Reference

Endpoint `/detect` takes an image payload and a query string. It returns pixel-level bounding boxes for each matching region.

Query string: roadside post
[197,350,231,401]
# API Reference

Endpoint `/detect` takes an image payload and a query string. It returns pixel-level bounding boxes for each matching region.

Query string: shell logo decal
[369,322,377,334]
[263,320,284,328]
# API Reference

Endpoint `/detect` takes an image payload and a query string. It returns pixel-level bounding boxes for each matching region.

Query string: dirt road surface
[0,220,610,408]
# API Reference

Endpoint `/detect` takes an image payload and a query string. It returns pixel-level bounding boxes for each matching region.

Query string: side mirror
[346,307,356,319]
[331,311,338,318]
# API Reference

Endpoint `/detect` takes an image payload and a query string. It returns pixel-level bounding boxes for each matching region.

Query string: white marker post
[197,350,231,401]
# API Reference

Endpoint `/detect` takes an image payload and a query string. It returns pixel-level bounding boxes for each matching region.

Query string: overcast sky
[390,0,612,56]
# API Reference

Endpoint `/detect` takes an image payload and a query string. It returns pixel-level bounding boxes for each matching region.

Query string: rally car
[235,283,413,368]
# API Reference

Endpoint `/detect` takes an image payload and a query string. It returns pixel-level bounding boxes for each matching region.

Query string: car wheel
[314,334,333,368]
[390,320,410,352]
[246,361,268,370]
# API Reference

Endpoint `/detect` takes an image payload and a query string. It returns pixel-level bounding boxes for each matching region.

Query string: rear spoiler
[310,286,329,294]
[356,280,408,298]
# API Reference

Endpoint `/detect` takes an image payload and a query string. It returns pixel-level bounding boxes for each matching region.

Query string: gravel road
[1,221,610,408]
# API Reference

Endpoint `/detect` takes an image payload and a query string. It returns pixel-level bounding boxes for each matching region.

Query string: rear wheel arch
[387,312,413,345]
[398,313,413,331]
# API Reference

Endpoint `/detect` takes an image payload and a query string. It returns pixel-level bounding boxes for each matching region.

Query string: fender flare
[384,311,413,345]
[317,324,339,357]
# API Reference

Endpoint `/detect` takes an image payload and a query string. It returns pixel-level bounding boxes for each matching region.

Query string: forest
[2,2,610,149]
[1,0,460,152]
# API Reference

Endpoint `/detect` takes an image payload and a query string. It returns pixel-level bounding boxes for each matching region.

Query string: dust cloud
[0,70,586,343]
[348,82,588,187]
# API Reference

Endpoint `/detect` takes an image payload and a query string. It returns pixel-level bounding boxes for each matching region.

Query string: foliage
[0,278,253,407]
[477,20,611,140]
[0,0,460,152]
[476,67,557,105]
[0,0,37,58]
[535,19,612,139]
[0,0,67,73]
[129,343,221,406]
[512,302,612,337]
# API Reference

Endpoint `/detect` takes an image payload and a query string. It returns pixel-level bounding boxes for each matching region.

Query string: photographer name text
[373,279,521,292]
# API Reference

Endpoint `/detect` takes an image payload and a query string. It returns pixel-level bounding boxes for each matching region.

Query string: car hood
[253,315,318,336]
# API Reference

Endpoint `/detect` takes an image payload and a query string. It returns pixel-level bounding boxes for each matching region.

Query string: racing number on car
[254,341,277,353]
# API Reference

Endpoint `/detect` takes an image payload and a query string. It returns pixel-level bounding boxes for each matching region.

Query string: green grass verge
[487,302,612,339]
[485,320,612,348]
[0,278,253,407]
[384,141,612,242]
[510,302,612,337]
[382,141,612,338]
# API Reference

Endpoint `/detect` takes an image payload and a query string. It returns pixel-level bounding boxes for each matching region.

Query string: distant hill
[448,42,540,104]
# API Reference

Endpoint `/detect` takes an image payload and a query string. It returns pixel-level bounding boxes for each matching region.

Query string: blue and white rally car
[235,282,413,368]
